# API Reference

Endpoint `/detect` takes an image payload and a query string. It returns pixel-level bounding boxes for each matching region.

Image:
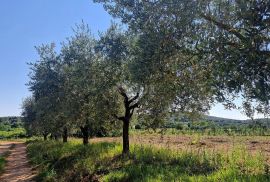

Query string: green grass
[26,139,270,182]
[0,128,26,139]
[0,156,6,174]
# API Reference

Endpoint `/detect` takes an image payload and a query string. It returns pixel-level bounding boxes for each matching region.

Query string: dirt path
[0,141,13,156]
[0,142,36,182]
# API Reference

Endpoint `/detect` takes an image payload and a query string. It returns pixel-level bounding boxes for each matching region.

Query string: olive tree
[60,23,121,144]
[21,96,38,137]
[95,0,270,119]
[28,44,63,140]
[93,2,213,154]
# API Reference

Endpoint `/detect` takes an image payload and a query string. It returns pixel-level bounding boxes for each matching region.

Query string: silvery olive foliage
[95,0,270,118]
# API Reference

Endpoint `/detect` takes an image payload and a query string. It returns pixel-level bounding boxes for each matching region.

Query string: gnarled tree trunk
[43,133,48,141]
[54,134,59,141]
[122,119,130,154]
[80,126,89,145]
[114,87,139,155]
[62,127,68,143]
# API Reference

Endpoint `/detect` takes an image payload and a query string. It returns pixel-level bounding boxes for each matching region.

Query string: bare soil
[0,142,36,182]
[0,141,14,156]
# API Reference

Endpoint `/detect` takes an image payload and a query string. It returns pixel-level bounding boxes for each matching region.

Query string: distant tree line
[159,118,270,136]
[22,0,270,155]
[0,117,23,130]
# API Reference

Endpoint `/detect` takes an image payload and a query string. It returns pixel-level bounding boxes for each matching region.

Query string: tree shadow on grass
[33,142,118,182]
[29,141,270,182]
[97,151,219,182]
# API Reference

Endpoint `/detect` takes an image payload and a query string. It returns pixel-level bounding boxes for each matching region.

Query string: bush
[134,124,142,130]
[175,123,184,130]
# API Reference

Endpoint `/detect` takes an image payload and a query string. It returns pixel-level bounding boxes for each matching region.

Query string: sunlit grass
[26,138,270,182]
[0,128,26,139]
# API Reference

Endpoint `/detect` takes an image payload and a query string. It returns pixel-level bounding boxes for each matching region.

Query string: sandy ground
[0,142,36,182]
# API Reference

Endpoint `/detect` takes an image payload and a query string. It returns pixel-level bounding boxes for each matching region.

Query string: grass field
[27,133,270,182]
[0,128,26,139]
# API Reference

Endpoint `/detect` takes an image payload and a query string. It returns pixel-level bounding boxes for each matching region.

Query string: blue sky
[0,0,251,120]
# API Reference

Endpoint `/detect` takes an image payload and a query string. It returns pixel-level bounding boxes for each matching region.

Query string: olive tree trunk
[114,87,139,155]
[80,126,89,145]
[43,133,48,141]
[62,127,68,143]
[122,119,130,154]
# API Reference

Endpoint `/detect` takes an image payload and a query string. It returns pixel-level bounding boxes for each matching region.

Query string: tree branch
[118,86,128,102]
[201,13,246,41]
[128,92,139,104]
[112,114,125,121]
[130,108,135,117]
[130,103,139,110]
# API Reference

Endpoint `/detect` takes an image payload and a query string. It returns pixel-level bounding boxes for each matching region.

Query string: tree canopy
[22,0,270,154]
[95,0,270,117]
